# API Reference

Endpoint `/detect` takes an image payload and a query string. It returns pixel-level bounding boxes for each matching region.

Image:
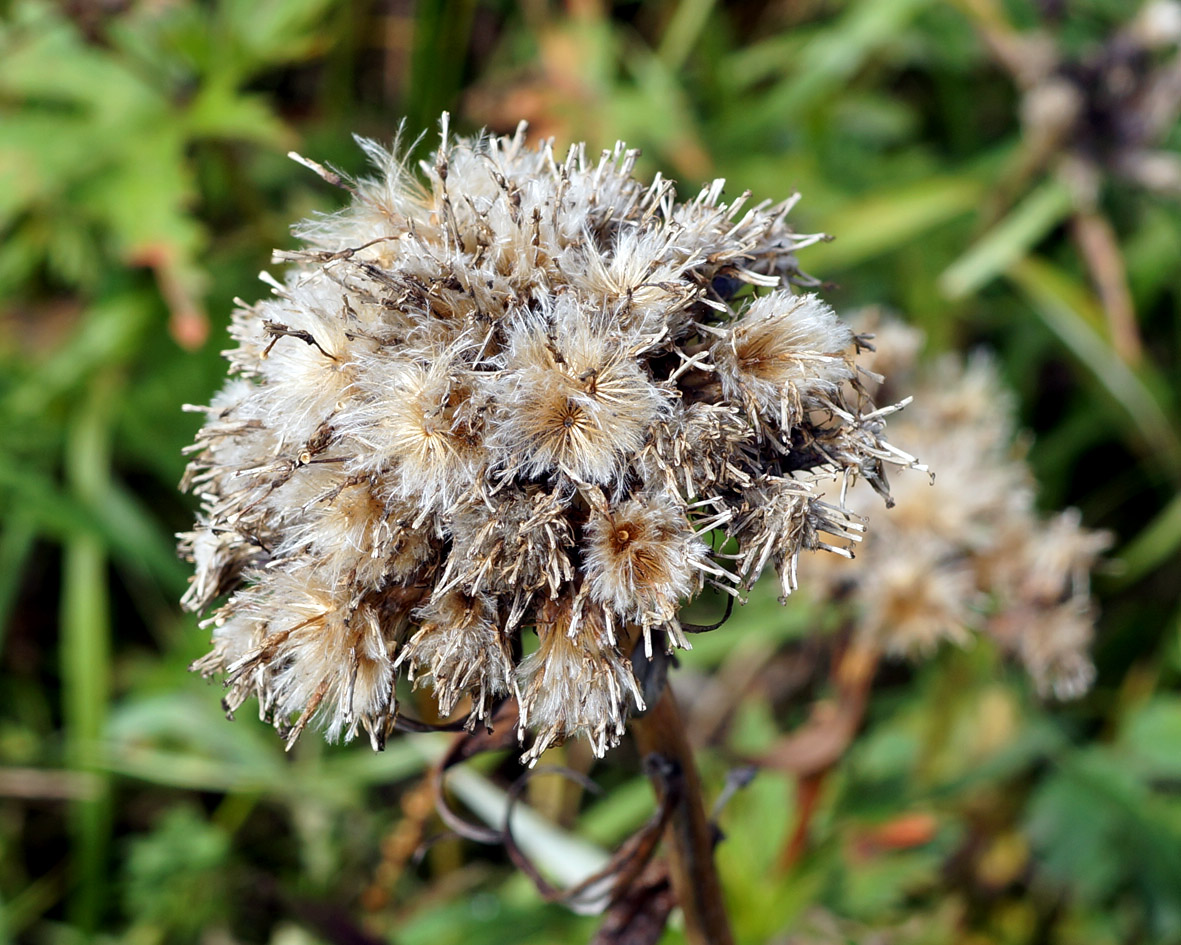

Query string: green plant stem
[631,688,734,945]
[61,373,117,933]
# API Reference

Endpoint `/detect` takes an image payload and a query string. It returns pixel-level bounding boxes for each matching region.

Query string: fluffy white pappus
[429,132,602,293]
[1016,508,1113,606]
[856,539,977,656]
[224,301,271,378]
[572,224,702,337]
[181,379,275,485]
[273,604,396,748]
[294,132,432,253]
[200,569,398,750]
[713,292,854,431]
[337,356,485,513]
[488,308,668,484]
[668,183,805,282]
[266,468,398,589]
[639,400,756,500]
[182,431,291,560]
[517,604,644,766]
[248,274,371,449]
[797,314,1107,698]
[179,526,261,615]
[437,486,574,607]
[1014,601,1097,700]
[868,427,1030,553]
[399,591,516,723]
[923,350,1018,443]
[583,495,709,632]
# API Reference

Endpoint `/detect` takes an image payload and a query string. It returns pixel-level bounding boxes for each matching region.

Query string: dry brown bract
[180,117,916,762]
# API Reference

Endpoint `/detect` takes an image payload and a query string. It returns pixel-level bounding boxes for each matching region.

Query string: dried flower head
[799,313,1110,699]
[181,117,914,760]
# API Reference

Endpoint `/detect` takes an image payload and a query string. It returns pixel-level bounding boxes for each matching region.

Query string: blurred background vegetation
[2,0,1180,942]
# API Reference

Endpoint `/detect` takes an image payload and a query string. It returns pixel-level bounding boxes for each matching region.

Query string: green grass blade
[1113,490,1181,587]
[807,176,985,274]
[405,0,477,135]
[60,375,117,933]
[0,863,67,941]
[940,176,1076,300]
[1008,256,1181,479]
[658,0,718,72]
[753,0,934,118]
[0,511,35,653]
[0,461,187,591]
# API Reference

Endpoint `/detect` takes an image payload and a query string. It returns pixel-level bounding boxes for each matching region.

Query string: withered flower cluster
[801,315,1110,698]
[180,119,914,762]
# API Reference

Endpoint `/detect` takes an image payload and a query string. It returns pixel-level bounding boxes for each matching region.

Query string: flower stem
[631,687,734,945]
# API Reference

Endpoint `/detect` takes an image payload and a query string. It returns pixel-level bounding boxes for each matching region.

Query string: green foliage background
[1,1,1179,942]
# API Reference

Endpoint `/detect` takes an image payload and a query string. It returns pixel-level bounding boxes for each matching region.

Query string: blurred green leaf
[735,0,935,119]
[5,293,153,417]
[0,461,178,587]
[579,776,655,846]
[105,690,426,800]
[1119,697,1181,781]
[1027,748,1181,939]
[1008,256,1181,479]
[939,176,1076,300]
[219,0,338,72]
[122,806,232,940]
[184,81,293,147]
[807,176,985,274]
[1027,753,1140,901]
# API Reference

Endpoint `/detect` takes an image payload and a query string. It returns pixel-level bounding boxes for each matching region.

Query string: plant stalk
[631,687,734,945]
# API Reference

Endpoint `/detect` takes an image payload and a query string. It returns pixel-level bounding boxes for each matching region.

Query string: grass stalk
[61,373,117,933]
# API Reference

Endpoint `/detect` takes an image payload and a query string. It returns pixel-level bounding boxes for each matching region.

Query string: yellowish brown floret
[583,492,714,649]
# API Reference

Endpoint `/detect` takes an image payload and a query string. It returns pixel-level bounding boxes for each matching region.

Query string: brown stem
[761,640,880,870]
[781,771,826,870]
[631,687,734,945]
[1071,209,1143,365]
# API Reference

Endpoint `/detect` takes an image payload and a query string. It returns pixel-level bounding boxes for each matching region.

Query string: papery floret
[399,591,516,724]
[583,493,710,632]
[339,356,485,514]
[713,292,854,432]
[488,305,668,484]
[517,601,644,765]
[797,313,1108,694]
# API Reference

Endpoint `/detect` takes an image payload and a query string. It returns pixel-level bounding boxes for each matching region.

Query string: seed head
[798,313,1110,699]
[180,117,915,759]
